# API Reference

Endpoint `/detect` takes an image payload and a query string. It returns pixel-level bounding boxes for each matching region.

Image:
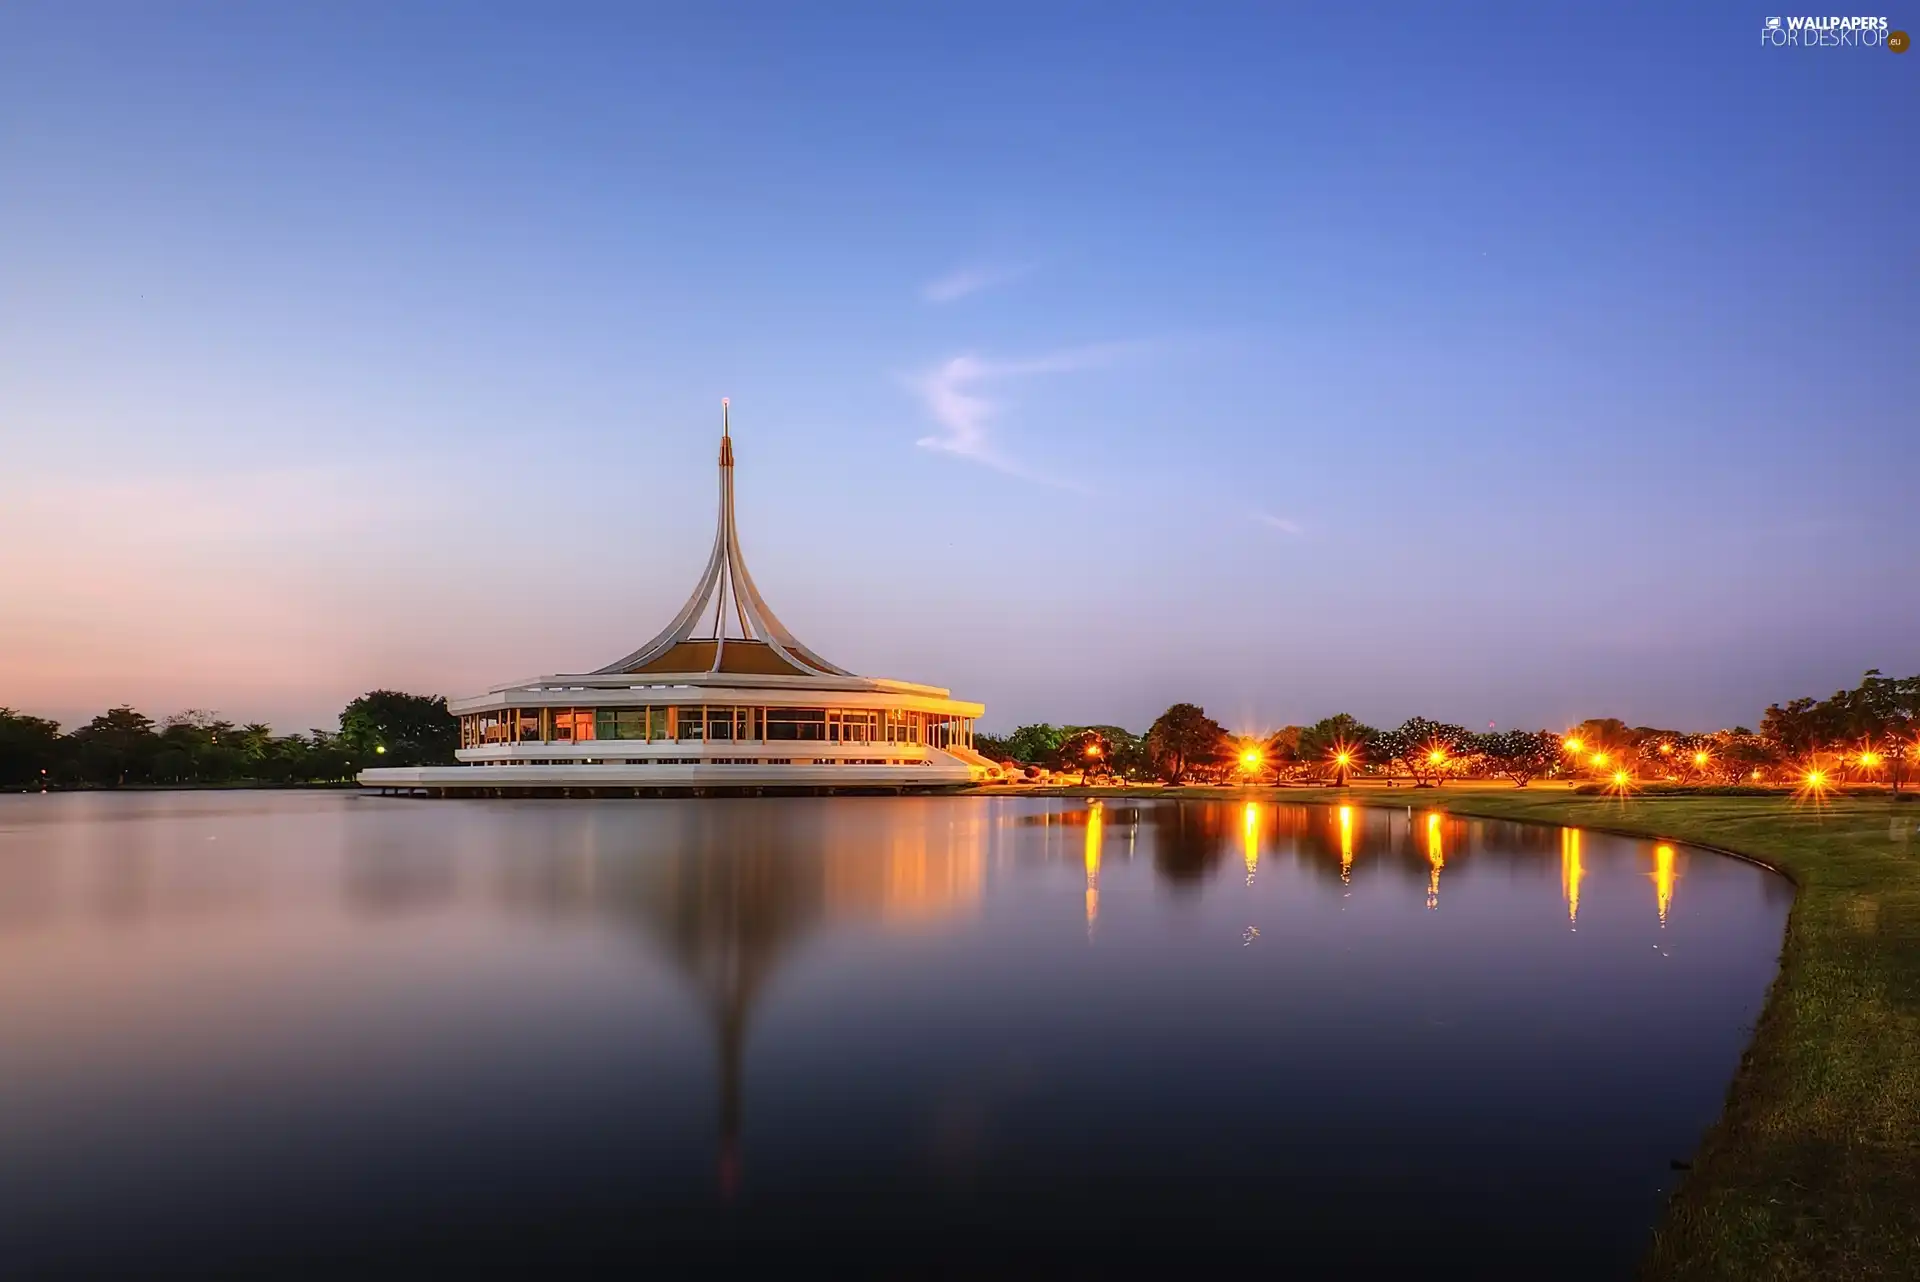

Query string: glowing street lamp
[1332,748,1354,788]
[1563,736,1584,754]
[1239,747,1264,772]
[1692,750,1710,768]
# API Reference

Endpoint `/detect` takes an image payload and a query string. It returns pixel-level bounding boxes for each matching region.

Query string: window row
[461,706,976,751]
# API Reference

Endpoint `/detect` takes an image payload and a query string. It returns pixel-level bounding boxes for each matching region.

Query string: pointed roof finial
[719,398,733,468]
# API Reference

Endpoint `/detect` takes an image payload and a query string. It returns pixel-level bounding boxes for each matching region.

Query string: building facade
[359,406,997,795]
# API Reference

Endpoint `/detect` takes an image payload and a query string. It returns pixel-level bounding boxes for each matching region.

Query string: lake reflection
[0,793,1788,1278]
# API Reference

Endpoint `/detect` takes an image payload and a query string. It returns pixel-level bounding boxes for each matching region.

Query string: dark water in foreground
[0,792,1788,1279]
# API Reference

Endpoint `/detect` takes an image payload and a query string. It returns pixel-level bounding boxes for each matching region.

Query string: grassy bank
[974,783,1920,1280]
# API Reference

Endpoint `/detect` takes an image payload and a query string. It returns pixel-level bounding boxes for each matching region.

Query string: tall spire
[593,403,853,678]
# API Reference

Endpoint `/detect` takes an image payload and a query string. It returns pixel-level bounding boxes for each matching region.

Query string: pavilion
[358,404,997,795]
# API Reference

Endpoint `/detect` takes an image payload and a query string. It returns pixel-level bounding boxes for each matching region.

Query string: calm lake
[0,792,1789,1278]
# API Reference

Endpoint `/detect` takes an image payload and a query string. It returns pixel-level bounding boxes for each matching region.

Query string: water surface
[0,792,1789,1277]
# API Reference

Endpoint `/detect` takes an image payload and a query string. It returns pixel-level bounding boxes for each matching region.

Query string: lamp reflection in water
[1561,828,1584,929]
[1652,843,1676,927]
[1084,801,1103,939]
[1338,805,1354,886]
[1242,802,1260,886]
[1425,812,1444,910]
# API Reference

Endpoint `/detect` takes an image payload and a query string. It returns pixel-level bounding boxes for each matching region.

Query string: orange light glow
[1590,751,1610,767]
[1427,748,1447,765]
[1240,747,1263,770]
[1563,737,1584,754]
[1652,843,1676,926]
[1612,769,1630,786]
[1859,751,1882,769]
[1692,751,1710,767]
[1795,768,1833,805]
[1338,805,1354,881]
[1425,812,1444,910]
[1084,800,1103,936]
[1561,828,1583,928]
[1658,742,1673,755]
[1334,751,1352,767]
[1243,802,1260,882]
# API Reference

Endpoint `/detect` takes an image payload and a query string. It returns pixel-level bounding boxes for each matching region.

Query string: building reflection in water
[1652,843,1676,927]
[534,804,988,1198]
[1562,828,1584,929]
[473,798,1703,1196]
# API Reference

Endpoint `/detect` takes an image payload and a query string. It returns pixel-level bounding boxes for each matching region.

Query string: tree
[1474,729,1560,787]
[974,731,1016,763]
[1757,670,1920,790]
[1839,670,1920,793]
[1760,697,1836,758]
[1374,718,1473,787]
[1297,714,1379,784]
[66,707,161,786]
[156,711,247,784]
[339,691,459,767]
[1003,723,1067,766]
[0,709,62,788]
[1145,703,1227,784]
[1262,725,1304,771]
[1058,728,1114,781]
[1074,725,1151,780]
[1642,732,1718,780]
[1709,731,1780,785]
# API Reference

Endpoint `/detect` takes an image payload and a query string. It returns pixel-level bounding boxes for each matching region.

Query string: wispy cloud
[1252,511,1304,536]
[921,262,1031,304]
[909,341,1146,485]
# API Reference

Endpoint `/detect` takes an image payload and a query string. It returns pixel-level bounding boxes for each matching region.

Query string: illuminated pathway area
[0,793,1789,1278]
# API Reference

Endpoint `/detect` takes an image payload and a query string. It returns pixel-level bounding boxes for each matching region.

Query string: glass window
[552,709,595,742]
[766,708,825,741]
[597,709,648,741]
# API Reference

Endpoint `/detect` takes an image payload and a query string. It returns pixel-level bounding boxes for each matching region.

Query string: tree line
[975,669,1920,791]
[6,669,1914,792]
[0,691,458,790]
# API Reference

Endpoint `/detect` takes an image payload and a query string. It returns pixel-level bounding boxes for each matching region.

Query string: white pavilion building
[359,405,998,795]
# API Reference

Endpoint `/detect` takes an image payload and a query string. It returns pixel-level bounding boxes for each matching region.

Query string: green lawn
[976,783,1920,1280]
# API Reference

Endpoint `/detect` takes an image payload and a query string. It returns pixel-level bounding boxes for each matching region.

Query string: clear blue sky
[2,3,1913,735]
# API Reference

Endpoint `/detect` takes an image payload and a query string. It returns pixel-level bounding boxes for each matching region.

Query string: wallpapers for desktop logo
[1759,14,1908,49]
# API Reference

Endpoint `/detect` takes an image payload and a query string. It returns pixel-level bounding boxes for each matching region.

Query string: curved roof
[594,404,854,682]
